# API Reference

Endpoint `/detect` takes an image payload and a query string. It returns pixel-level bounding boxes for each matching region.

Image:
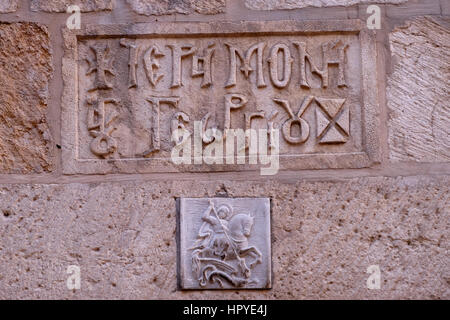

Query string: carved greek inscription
[75,29,364,169]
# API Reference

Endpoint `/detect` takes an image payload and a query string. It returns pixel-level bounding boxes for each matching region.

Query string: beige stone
[126,0,225,16]
[245,0,407,10]
[0,175,447,299]
[62,20,381,174]
[443,0,450,15]
[0,0,18,13]
[30,0,113,12]
[387,17,450,162]
[0,23,53,173]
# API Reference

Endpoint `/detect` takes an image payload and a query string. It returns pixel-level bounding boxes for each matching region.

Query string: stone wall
[0,0,448,299]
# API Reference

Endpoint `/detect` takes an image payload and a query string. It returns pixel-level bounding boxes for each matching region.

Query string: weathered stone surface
[0,23,53,173]
[245,0,407,10]
[62,20,380,174]
[30,0,113,12]
[192,0,226,15]
[386,0,441,18]
[443,0,450,15]
[0,175,447,299]
[0,0,18,13]
[126,0,225,16]
[387,17,450,162]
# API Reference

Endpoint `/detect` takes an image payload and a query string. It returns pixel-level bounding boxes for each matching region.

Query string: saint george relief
[179,198,271,289]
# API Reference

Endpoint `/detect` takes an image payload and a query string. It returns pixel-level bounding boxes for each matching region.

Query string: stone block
[0,23,53,173]
[0,0,18,13]
[387,16,450,162]
[0,175,447,299]
[126,0,225,16]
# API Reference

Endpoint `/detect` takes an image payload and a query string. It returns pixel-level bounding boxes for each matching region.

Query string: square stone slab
[178,198,271,289]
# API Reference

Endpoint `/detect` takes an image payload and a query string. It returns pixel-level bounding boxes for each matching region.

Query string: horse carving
[191,201,263,288]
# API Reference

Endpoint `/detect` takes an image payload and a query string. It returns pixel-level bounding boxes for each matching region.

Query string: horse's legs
[239,246,262,268]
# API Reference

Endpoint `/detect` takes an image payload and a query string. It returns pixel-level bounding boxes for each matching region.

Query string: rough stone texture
[443,0,450,16]
[387,17,450,162]
[245,0,407,10]
[0,23,53,173]
[0,175,447,299]
[126,0,225,16]
[30,0,114,12]
[0,0,18,13]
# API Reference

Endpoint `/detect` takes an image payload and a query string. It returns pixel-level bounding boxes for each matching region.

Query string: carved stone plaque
[178,198,271,289]
[62,20,380,174]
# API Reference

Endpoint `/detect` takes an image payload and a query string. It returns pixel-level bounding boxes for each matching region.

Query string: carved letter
[85,43,116,91]
[267,111,279,150]
[120,39,140,88]
[268,43,293,88]
[225,42,267,88]
[293,40,348,88]
[274,96,314,144]
[224,94,248,132]
[143,45,165,87]
[244,111,278,154]
[192,43,215,88]
[167,44,196,88]
[171,112,192,165]
[142,97,179,156]
[86,97,119,157]
[66,5,81,30]
[200,112,216,144]
[203,129,223,165]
